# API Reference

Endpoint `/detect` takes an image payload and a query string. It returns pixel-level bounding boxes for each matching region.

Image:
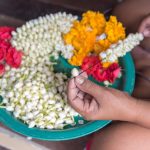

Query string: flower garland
[11,12,77,60]
[99,33,144,63]
[79,33,143,84]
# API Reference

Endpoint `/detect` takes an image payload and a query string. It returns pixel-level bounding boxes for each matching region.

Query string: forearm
[127,98,150,128]
[134,99,150,128]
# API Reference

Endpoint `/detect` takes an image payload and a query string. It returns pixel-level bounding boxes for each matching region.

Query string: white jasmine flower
[1,12,79,130]
[96,33,106,41]
[99,33,144,63]
[29,121,36,128]
[71,68,79,77]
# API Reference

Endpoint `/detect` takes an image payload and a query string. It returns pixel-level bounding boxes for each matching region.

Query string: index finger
[67,78,79,101]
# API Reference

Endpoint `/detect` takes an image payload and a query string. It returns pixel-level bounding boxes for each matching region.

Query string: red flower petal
[105,63,121,83]
[0,47,6,62]
[6,47,23,68]
[113,68,121,78]
[92,63,121,83]
[0,64,5,76]
[81,56,102,75]
[93,69,107,82]
[0,27,14,40]
[0,40,11,50]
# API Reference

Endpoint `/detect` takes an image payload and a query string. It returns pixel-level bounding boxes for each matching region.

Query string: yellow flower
[93,16,125,53]
[102,62,112,68]
[105,16,125,43]
[64,11,106,66]
[102,60,119,68]
[81,11,106,34]
[94,39,111,54]
[63,12,125,66]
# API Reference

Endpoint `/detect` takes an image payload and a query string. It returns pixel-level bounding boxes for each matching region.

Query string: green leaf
[0,95,3,103]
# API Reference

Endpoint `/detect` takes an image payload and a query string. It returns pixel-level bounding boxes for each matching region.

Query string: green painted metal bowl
[0,53,135,141]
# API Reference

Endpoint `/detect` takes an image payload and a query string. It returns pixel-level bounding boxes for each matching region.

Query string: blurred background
[0,0,118,27]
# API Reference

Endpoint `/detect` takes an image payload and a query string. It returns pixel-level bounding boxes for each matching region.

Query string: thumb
[75,75,105,97]
[138,15,150,37]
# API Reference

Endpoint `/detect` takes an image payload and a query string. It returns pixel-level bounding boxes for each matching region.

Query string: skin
[68,73,150,128]
[113,0,150,52]
[67,0,150,149]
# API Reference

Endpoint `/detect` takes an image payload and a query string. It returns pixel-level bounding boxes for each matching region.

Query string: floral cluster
[11,12,77,60]
[0,13,80,130]
[64,11,125,66]
[81,56,121,83]
[0,27,23,76]
[99,33,144,63]
[80,32,143,84]
[64,11,144,84]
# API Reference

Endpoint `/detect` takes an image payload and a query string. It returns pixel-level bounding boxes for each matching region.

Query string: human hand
[139,15,150,37]
[67,73,137,121]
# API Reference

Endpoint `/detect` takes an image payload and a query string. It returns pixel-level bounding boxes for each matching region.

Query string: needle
[56,62,100,88]
[77,62,100,76]
[56,65,150,89]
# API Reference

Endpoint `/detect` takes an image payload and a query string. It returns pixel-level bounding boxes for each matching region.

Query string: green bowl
[0,53,135,141]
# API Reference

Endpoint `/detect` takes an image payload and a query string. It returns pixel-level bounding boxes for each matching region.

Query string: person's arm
[67,74,150,128]
[134,100,150,128]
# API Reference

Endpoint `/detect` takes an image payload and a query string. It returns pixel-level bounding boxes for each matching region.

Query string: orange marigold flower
[64,12,125,66]
[93,16,125,53]
[102,62,112,68]
[64,11,106,66]
[81,10,106,34]
[105,16,125,43]
[94,39,111,54]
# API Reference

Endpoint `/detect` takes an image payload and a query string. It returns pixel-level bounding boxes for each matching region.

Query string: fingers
[77,91,85,99]
[69,93,99,120]
[69,96,85,115]
[75,75,105,97]
[67,78,79,101]
[67,72,103,120]
[138,15,150,37]
[79,71,88,78]
[84,94,92,101]
[67,71,88,101]
[67,77,85,115]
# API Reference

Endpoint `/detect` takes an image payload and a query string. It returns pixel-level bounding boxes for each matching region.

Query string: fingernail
[75,76,85,85]
[143,30,149,37]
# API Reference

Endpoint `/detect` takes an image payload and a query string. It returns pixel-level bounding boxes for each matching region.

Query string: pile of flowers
[63,11,144,84]
[64,11,125,66]
[0,13,79,129]
[0,27,23,76]
[0,11,144,130]
[81,56,121,83]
